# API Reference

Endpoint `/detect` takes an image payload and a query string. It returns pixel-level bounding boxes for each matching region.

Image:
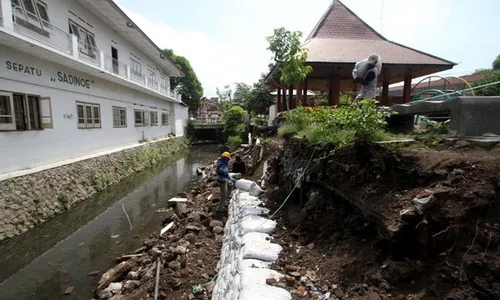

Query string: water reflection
[0,147,216,300]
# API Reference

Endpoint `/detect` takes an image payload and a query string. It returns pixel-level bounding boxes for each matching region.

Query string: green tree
[248,73,275,114]
[473,70,500,96]
[493,54,500,71]
[232,82,252,108]
[266,27,313,114]
[221,106,247,138]
[162,49,203,113]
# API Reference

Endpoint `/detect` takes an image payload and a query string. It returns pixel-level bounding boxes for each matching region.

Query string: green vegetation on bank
[278,100,398,152]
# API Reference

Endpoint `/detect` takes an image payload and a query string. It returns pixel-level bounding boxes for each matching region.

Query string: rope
[122,202,133,231]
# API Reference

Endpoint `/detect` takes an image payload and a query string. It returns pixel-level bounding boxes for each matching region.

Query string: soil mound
[268,138,500,299]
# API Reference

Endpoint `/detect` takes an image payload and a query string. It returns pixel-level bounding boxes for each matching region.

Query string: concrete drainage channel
[211,184,292,300]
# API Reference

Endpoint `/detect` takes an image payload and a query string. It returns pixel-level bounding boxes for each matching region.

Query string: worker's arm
[355,69,376,85]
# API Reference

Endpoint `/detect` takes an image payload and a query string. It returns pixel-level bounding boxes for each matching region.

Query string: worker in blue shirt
[216,152,237,213]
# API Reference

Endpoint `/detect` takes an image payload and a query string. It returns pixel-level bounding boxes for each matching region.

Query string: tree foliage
[231,74,275,114]
[493,54,500,71]
[162,49,203,113]
[266,27,313,88]
[473,70,500,96]
[221,105,247,138]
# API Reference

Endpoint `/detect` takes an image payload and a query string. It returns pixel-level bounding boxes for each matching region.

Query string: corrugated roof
[305,0,455,66]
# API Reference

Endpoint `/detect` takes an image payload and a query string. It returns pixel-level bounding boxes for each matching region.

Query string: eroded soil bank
[268,137,500,299]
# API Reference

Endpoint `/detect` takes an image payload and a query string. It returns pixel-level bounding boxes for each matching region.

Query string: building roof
[304,0,455,66]
[76,0,183,77]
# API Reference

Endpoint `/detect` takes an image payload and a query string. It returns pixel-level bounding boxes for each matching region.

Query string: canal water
[0,146,217,300]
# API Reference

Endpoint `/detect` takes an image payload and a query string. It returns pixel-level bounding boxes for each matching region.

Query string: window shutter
[40,97,53,129]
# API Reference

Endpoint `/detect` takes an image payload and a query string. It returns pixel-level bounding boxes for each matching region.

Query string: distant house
[198,97,221,123]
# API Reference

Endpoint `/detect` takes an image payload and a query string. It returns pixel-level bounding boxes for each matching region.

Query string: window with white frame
[161,112,169,126]
[160,77,167,90]
[76,102,101,129]
[69,19,97,59]
[130,59,142,79]
[0,91,47,131]
[134,109,149,127]
[11,0,51,36]
[150,111,158,126]
[148,69,157,86]
[112,106,127,128]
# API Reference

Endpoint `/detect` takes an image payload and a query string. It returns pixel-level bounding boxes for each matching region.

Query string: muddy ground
[94,137,500,300]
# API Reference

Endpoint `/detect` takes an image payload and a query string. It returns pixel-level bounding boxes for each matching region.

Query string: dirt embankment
[267,138,500,299]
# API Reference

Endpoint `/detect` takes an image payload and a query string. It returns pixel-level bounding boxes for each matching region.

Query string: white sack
[240,215,276,235]
[239,284,292,300]
[241,240,283,262]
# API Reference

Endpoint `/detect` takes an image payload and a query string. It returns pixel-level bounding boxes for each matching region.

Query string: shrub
[221,106,248,138]
[279,100,396,152]
[227,135,243,151]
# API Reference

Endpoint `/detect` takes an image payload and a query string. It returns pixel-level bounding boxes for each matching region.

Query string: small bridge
[190,117,224,144]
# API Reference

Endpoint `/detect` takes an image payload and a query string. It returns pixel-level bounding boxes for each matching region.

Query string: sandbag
[241,240,282,262]
[235,179,254,191]
[352,55,382,80]
[240,215,276,235]
[239,285,292,300]
[235,179,264,196]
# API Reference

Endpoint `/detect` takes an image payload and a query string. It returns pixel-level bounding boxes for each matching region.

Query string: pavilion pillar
[288,85,294,110]
[282,87,288,111]
[303,78,309,106]
[297,83,304,106]
[403,69,413,104]
[381,70,390,106]
[328,76,334,106]
[277,88,282,113]
[333,74,340,106]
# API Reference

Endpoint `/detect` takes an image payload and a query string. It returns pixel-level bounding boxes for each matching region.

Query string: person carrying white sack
[352,54,382,104]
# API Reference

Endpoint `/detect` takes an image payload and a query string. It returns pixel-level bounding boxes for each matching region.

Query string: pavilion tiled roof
[305,0,455,66]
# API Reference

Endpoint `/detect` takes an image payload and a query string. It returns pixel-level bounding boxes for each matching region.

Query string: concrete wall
[173,104,189,137]
[390,96,500,136]
[0,137,189,242]
[0,46,189,174]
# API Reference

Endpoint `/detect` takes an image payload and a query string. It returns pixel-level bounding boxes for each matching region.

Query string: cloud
[117,5,270,97]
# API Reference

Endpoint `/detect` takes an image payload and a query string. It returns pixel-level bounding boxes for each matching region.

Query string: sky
[115,0,500,97]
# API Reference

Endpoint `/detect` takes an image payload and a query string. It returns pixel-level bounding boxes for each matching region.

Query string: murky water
[0,146,216,300]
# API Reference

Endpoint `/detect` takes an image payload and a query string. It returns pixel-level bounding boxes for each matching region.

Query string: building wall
[173,104,188,137]
[32,0,171,82]
[0,45,186,174]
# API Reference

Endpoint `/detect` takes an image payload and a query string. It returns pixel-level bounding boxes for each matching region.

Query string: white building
[0,0,190,174]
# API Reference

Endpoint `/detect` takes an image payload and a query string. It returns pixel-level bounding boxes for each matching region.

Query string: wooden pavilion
[266,0,456,112]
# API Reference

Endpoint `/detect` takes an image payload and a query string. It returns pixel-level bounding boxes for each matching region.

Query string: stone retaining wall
[0,137,190,242]
[212,188,292,300]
